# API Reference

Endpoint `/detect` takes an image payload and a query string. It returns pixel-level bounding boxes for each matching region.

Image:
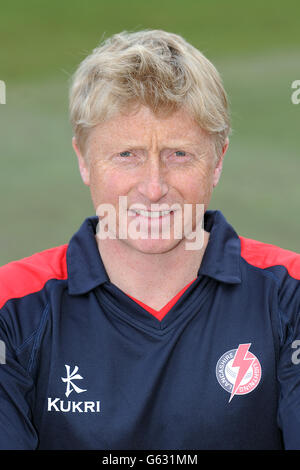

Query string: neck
[96,232,210,311]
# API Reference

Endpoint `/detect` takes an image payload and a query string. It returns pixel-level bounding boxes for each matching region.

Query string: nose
[136,155,169,202]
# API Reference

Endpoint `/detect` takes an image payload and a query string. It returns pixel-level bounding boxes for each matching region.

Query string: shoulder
[0,244,68,310]
[239,236,300,281]
[239,236,300,344]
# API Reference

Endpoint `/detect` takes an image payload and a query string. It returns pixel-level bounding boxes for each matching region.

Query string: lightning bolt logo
[216,343,261,401]
[229,343,255,402]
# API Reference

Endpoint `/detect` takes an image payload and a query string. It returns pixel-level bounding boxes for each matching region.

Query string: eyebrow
[111,141,203,151]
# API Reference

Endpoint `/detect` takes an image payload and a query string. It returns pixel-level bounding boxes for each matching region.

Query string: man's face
[73,104,228,254]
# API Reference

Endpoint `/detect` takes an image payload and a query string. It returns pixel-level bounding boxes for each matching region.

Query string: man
[0,29,300,450]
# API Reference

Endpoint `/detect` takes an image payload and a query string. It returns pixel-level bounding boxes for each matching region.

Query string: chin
[125,237,182,255]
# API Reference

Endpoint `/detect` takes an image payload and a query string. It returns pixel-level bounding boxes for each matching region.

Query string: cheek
[89,165,129,205]
[173,165,214,202]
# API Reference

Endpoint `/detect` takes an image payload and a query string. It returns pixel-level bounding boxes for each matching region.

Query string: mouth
[128,209,174,219]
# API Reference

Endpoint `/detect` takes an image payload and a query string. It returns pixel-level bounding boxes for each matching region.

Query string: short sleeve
[0,319,39,449]
[277,281,300,449]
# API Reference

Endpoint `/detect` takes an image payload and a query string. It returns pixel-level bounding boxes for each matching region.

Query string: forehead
[88,105,210,150]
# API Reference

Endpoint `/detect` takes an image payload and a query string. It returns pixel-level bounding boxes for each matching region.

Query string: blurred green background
[0,0,299,265]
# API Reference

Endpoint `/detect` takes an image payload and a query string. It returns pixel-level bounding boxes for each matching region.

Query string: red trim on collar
[126,278,197,321]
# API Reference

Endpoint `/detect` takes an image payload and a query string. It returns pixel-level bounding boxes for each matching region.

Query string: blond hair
[69,29,231,160]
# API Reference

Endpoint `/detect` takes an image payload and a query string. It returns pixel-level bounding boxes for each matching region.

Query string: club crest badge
[216,343,262,402]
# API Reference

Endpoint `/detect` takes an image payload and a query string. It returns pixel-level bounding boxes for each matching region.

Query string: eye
[119,151,132,158]
[174,150,187,157]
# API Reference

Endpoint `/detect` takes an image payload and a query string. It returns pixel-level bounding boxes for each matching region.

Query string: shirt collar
[199,210,242,284]
[67,216,109,295]
[67,209,241,295]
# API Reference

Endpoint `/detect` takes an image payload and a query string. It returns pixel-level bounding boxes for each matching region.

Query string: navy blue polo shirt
[0,210,300,450]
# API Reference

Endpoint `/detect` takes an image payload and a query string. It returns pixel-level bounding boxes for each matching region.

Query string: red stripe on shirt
[0,244,68,309]
[239,236,300,280]
[130,237,300,319]
[127,278,197,321]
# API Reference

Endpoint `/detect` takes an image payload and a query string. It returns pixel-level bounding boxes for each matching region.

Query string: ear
[72,136,90,186]
[212,137,229,188]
